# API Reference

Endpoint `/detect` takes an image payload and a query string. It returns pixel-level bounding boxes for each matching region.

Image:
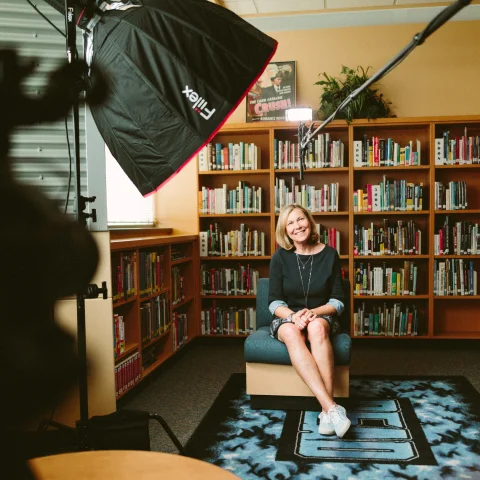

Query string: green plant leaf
[315,64,393,121]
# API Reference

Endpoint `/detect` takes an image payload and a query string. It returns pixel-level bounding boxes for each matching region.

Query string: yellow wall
[155,19,480,232]
[155,160,199,234]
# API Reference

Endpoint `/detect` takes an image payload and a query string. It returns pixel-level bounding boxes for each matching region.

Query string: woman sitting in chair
[268,204,351,437]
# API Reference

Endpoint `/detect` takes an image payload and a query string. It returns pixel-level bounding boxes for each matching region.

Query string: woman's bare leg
[278,323,335,412]
[307,319,335,399]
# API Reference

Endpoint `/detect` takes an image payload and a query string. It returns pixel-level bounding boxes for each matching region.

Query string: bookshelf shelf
[199,213,271,218]
[354,335,429,339]
[354,255,430,260]
[200,256,271,261]
[202,334,249,338]
[434,296,480,300]
[142,328,170,350]
[172,296,194,310]
[434,209,480,214]
[275,211,349,216]
[353,166,430,171]
[354,211,428,216]
[116,381,136,400]
[115,343,139,363]
[110,233,199,400]
[201,295,256,299]
[172,256,193,265]
[434,255,480,259]
[435,165,480,169]
[196,116,480,340]
[276,167,349,173]
[354,295,429,300]
[141,355,168,379]
[113,296,138,308]
[139,288,170,302]
[199,169,270,175]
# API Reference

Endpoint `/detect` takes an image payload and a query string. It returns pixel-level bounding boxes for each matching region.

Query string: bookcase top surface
[110,234,198,250]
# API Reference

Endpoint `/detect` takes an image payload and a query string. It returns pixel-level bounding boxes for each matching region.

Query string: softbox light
[44,0,277,196]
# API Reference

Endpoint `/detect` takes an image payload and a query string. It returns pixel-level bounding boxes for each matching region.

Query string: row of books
[112,253,136,302]
[353,137,421,167]
[200,265,259,296]
[317,225,341,255]
[201,306,256,335]
[172,266,185,305]
[274,134,345,169]
[434,181,468,210]
[141,295,170,345]
[434,259,478,296]
[354,220,422,256]
[354,261,418,296]
[435,130,480,165]
[274,179,340,213]
[198,142,261,171]
[199,223,266,257]
[138,251,166,297]
[199,183,263,214]
[172,312,188,351]
[353,303,420,336]
[115,352,141,398]
[113,314,125,357]
[171,246,187,261]
[353,179,424,212]
[435,218,480,255]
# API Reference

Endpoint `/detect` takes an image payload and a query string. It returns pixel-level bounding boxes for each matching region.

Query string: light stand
[39,1,188,455]
[296,0,472,179]
[39,0,107,450]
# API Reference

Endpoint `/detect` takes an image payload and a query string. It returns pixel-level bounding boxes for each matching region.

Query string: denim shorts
[269,314,340,339]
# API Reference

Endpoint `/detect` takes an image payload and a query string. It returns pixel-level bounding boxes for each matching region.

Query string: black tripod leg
[149,414,187,456]
[37,419,76,433]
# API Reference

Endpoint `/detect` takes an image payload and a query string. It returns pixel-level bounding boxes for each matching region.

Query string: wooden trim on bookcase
[348,122,355,337]
[110,234,198,251]
[428,121,436,337]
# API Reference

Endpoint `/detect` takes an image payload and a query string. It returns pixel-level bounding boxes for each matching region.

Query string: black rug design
[186,374,480,480]
[277,398,436,465]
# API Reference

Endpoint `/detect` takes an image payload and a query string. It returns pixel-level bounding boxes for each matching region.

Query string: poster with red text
[246,61,296,122]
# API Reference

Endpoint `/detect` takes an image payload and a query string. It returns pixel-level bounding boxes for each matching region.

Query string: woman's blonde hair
[276,204,319,250]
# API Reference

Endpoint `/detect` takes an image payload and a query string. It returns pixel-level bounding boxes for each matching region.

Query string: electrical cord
[24,0,66,37]
[24,0,78,215]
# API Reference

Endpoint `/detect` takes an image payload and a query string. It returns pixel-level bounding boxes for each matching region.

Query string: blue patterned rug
[186,374,480,479]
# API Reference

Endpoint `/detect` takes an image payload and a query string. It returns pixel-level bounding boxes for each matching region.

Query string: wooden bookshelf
[196,116,480,340]
[110,232,200,399]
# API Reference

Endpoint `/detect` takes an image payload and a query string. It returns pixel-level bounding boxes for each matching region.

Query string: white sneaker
[328,404,351,438]
[318,411,335,435]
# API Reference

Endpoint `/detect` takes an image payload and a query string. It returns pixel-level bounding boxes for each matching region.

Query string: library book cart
[110,229,200,400]
[196,115,480,398]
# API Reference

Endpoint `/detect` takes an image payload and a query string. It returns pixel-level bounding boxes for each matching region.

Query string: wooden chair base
[246,363,349,398]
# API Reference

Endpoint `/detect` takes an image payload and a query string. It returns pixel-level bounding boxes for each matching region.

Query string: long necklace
[296,253,313,308]
[296,253,312,270]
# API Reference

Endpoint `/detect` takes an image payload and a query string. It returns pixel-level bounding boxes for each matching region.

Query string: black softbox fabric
[84,0,277,195]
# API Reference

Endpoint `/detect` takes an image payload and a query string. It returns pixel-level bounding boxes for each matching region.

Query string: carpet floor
[186,373,480,480]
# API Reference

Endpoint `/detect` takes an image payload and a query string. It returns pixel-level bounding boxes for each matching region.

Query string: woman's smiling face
[286,207,311,245]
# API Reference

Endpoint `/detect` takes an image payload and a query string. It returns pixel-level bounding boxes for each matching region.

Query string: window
[105,146,155,226]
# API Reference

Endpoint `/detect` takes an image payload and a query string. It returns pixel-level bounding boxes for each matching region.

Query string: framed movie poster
[246,61,296,123]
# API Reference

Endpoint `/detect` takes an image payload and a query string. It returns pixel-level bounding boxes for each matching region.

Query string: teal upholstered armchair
[244,278,352,408]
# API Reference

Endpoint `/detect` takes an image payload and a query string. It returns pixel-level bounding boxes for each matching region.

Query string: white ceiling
[214,0,480,30]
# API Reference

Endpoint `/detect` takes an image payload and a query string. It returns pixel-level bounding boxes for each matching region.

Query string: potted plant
[315,65,394,122]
